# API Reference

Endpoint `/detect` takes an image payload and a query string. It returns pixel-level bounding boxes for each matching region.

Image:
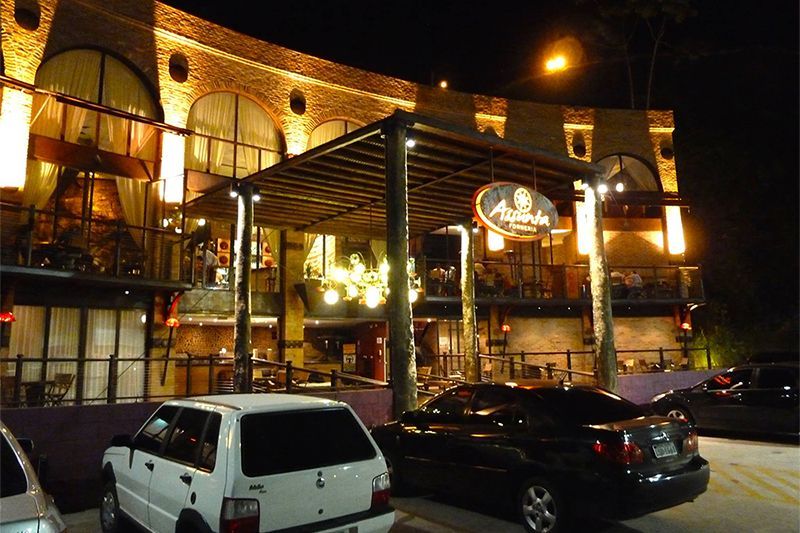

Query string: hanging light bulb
[323,288,340,305]
[346,284,359,299]
[487,229,505,251]
[364,285,381,308]
[409,288,419,303]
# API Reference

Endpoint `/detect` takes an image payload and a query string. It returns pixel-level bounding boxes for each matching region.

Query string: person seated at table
[610,269,626,298]
[624,270,644,298]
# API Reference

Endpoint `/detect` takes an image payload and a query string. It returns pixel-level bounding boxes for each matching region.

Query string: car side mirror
[110,434,134,448]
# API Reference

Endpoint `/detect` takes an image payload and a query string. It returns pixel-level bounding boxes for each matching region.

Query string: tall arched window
[185,92,283,178]
[31,49,158,160]
[596,154,660,192]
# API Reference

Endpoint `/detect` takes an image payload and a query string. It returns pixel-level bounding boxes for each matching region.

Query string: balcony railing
[420,257,704,302]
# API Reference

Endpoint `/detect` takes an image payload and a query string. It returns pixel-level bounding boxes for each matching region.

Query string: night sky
[162,0,799,345]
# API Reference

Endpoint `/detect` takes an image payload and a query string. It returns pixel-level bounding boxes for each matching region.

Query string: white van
[100,394,394,533]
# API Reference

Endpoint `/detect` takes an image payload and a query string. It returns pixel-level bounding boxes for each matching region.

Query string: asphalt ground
[63,435,800,533]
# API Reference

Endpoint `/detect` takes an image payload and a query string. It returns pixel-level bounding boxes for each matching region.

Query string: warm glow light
[545,55,567,72]
[439,80,448,89]
[160,133,185,202]
[0,88,33,189]
[615,182,625,192]
[165,317,180,328]
[405,138,416,148]
[487,229,505,251]
[576,199,591,255]
[0,311,16,323]
[666,206,686,254]
[197,218,206,226]
[365,286,381,308]
[501,324,511,333]
[409,288,419,303]
[323,288,340,305]
[597,183,609,195]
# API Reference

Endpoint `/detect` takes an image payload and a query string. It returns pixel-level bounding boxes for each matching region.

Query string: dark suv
[650,361,799,437]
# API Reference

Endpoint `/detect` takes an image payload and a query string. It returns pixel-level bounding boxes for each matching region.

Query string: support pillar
[385,119,417,417]
[280,230,306,366]
[460,223,479,382]
[233,184,253,392]
[586,181,617,392]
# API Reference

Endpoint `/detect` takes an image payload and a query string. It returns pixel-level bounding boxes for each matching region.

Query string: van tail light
[220,498,259,533]
[371,472,391,509]
[593,439,644,465]
[683,429,699,455]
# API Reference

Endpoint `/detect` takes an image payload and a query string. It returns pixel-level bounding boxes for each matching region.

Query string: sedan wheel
[518,477,564,533]
[666,406,693,424]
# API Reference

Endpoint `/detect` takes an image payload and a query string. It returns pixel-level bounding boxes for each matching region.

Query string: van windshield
[240,407,376,477]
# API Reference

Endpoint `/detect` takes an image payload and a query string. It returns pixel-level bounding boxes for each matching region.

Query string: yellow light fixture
[666,205,686,254]
[0,87,33,189]
[487,229,505,251]
[321,253,420,306]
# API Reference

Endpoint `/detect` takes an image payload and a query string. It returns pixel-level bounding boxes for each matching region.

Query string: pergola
[184,109,614,414]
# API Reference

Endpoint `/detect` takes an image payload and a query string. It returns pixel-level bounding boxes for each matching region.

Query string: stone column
[384,119,417,417]
[280,229,306,366]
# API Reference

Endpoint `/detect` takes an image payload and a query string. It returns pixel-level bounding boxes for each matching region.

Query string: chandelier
[321,253,421,308]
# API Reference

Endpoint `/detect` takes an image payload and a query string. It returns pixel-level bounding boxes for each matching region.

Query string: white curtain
[307,120,360,149]
[21,160,58,210]
[46,307,80,403]
[101,55,157,159]
[8,305,45,383]
[114,174,148,245]
[84,309,116,404]
[116,310,146,403]
[186,92,237,175]
[237,96,281,175]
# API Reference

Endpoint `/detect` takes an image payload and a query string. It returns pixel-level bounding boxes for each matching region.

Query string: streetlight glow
[545,55,567,73]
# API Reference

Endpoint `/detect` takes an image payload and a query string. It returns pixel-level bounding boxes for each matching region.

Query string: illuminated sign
[472,182,557,241]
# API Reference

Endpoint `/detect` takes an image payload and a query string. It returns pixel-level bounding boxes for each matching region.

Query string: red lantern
[0,311,16,323]
[501,324,511,333]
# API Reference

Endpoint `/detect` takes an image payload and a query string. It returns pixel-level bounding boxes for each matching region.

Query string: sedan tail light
[683,428,699,455]
[371,472,391,509]
[593,439,644,465]
[220,498,259,533]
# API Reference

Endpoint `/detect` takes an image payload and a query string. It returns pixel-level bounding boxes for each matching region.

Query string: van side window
[198,413,221,472]
[134,405,179,454]
[163,408,209,465]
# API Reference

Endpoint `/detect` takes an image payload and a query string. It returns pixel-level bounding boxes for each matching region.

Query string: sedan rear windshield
[240,408,376,477]
[534,387,644,424]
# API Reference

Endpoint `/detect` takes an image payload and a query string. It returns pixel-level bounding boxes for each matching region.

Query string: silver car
[0,422,67,533]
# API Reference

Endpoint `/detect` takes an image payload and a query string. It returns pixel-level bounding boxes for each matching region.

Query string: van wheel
[517,477,566,533]
[100,481,126,533]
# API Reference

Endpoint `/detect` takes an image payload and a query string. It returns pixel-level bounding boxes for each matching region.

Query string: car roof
[168,393,347,412]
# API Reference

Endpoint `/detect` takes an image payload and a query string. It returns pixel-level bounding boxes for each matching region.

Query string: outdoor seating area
[1,373,75,407]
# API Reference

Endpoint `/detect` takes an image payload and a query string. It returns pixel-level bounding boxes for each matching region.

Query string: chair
[1,376,17,407]
[481,362,493,382]
[44,373,74,406]
[416,366,432,389]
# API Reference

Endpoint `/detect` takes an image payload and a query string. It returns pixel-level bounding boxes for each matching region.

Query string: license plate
[652,441,678,458]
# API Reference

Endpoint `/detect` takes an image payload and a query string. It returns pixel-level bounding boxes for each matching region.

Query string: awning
[184,110,603,238]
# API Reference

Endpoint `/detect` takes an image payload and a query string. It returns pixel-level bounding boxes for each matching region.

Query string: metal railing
[420,257,704,301]
[0,354,388,409]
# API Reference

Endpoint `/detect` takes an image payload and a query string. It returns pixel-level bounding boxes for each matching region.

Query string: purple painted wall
[617,369,720,405]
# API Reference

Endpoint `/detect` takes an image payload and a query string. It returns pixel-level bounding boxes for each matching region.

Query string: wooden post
[384,118,417,417]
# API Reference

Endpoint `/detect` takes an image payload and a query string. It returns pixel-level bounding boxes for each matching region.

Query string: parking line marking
[733,466,799,505]
[710,466,763,500]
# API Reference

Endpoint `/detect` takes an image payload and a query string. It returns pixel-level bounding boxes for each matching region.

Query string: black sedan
[371,383,709,533]
[650,361,799,437]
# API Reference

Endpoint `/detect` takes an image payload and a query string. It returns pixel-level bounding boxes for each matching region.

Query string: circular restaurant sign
[472,182,558,241]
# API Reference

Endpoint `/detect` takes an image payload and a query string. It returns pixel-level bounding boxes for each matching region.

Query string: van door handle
[180,473,193,485]
[144,461,154,471]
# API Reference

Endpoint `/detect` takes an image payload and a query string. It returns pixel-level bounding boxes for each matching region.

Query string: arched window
[307,119,361,149]
[596,154,660,192]
[186,92,283,178]
[31,49,158,160]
